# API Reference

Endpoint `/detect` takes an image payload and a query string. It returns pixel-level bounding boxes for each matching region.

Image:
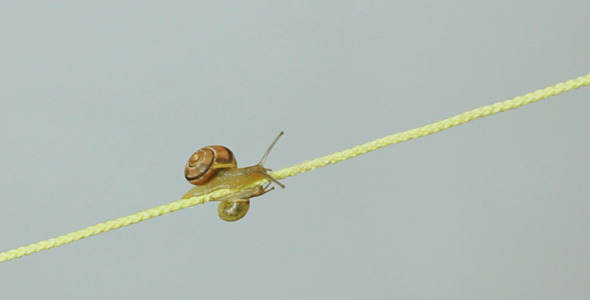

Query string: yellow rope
[1,73,589,264]
[272,73,590,179]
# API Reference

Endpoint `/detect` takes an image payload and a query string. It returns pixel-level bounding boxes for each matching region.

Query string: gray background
[1,2,589,299]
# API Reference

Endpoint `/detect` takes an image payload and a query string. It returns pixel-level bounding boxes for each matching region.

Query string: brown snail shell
[184,146,236,185]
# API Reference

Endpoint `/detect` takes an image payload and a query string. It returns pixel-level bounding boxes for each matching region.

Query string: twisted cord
[1,73,589,264]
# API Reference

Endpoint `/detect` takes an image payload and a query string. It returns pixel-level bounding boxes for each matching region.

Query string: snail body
[182,132,284,221]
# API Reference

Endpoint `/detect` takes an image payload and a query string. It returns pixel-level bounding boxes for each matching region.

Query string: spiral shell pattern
[184,146,237,185]
[218,199,250,222]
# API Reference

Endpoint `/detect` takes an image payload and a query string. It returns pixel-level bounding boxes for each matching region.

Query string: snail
[182,132,285,221]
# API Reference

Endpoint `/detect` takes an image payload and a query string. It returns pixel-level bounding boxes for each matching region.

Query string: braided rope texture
[1,73,589,264]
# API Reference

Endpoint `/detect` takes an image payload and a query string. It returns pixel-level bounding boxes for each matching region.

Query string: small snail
[182,132,285,221]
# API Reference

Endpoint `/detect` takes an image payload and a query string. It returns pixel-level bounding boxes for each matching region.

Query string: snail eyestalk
[257,131,284,166]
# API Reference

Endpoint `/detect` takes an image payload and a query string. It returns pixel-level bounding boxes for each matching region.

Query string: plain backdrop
[1,2,589,299]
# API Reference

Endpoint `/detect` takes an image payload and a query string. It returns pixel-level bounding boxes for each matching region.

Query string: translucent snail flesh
[182,132,285,221]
